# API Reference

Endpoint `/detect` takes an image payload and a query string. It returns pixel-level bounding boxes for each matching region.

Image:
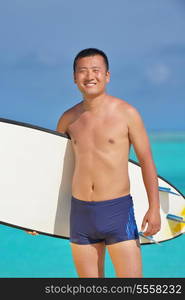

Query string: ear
[106,71,110,83]
[73,72,77,84]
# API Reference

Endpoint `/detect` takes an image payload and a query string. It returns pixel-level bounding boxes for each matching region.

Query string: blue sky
[0,0,185,131]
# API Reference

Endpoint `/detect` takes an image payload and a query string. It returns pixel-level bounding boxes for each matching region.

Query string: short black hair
[73,48,109,72]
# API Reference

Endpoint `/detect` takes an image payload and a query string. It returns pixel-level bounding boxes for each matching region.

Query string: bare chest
[68,112,128,147]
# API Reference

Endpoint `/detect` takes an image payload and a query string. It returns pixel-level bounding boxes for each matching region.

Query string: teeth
[85,83,96,86]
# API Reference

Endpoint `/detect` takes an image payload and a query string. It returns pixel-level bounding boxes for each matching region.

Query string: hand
[25,230,39,236]
[141,208,161,236]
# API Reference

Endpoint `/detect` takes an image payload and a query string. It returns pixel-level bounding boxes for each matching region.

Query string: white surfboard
[0,118,184,244]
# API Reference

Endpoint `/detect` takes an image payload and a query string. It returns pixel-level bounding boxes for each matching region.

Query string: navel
[73,140,77,144]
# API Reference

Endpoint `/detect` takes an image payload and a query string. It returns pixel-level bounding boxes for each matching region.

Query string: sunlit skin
[73,55,110,101]
[29,54,161,278]
[55,54,161,278]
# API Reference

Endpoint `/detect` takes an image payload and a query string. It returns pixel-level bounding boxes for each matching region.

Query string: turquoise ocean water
[0,131,184,278]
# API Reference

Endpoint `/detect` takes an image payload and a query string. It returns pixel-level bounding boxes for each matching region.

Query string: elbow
[138,151,155,166]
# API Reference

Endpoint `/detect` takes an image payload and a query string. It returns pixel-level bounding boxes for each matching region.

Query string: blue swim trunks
[70,194,139,245]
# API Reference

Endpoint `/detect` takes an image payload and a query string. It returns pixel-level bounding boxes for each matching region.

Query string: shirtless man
[56,48,161,278]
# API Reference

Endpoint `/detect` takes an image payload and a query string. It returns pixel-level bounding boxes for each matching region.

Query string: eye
[77,68,87,74]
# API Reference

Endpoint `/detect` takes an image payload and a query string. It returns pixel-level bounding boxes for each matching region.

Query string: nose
[85,70,94,81]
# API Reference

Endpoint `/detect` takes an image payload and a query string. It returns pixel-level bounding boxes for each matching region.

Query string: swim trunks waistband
[71,194,132,206]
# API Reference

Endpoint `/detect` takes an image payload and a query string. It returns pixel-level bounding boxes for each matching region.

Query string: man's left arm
[127,106,161,236]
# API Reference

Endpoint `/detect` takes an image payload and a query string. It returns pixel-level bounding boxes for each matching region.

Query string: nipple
[108,138,115,144]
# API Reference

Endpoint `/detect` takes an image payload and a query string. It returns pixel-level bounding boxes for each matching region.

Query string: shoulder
[110,96,142,120]
[56,101,82,133]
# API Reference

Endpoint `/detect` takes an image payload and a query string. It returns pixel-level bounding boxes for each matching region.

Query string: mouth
[84,82,96,87]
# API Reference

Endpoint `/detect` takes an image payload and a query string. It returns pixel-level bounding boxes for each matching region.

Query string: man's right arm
[56,112,70,134]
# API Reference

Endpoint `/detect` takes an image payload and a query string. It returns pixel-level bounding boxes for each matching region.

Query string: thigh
[107,239,142,278]
[70,241,106,278]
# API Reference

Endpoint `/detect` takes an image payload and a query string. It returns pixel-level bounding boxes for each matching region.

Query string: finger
[143,224,153,236]
[25,231,38,235]
[141,218,147,232]
[149,226,160,236]
[31,231,39,235]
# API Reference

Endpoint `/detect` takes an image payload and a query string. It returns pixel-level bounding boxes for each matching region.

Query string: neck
[82,92,108,111]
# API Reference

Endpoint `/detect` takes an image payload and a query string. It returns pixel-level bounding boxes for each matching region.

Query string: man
[56,48,161,278]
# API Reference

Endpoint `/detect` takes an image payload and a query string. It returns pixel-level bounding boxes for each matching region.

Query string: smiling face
[74,55,110,99]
